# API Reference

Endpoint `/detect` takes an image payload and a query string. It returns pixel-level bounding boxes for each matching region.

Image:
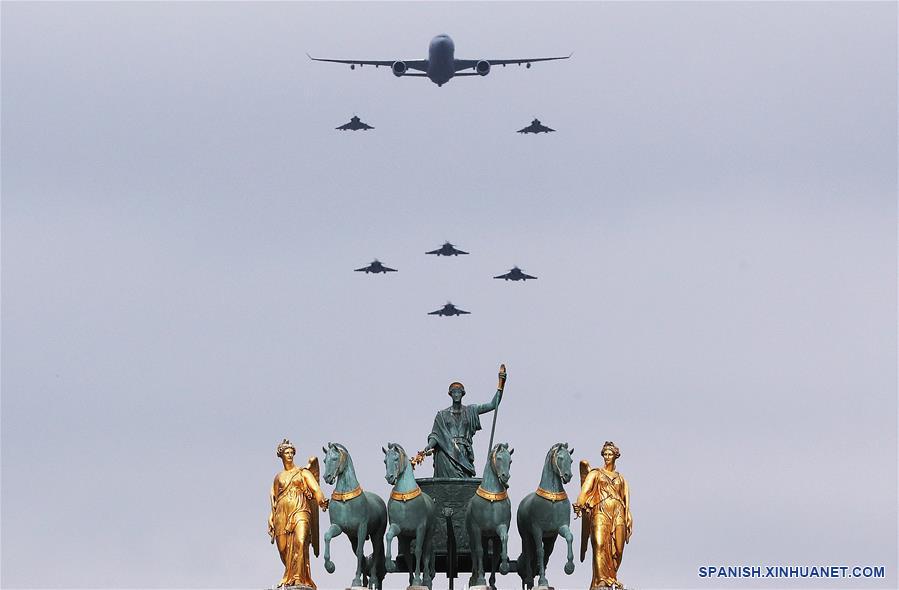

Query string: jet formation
[331,35,557,314]
[354,242,540,315]
[309,34,570,87]
[336,115,374,131]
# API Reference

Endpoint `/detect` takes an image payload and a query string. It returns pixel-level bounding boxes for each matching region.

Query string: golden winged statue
[573,442,633,589]
[268,439,329,588]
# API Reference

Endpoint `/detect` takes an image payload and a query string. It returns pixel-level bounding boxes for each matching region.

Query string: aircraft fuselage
[428,34,455,86]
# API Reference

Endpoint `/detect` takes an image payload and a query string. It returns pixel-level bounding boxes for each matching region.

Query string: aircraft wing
[360,122,374,130]
[337,122,354,130]
[517,126,533,134]
[425,248,442,255]
[451,247,469,255]
[494,272,512,280]
[521,272,538,280]
[354,266,370,272]
[383,266,397,272]
[454,54,571,72]
[456,308,471,315]
[537,124,555,133]
[307,54,429,72]
[428,309,444,315]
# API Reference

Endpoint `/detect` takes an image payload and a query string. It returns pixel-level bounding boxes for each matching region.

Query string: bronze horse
[516,443,576,589]
[322,442,387,589]
[465,442,514,588]
[383,443,436,589]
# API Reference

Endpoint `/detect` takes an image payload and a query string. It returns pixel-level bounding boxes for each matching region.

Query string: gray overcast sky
[2,2,896,589]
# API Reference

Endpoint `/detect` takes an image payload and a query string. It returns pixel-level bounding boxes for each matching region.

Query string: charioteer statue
[413,364,507,477]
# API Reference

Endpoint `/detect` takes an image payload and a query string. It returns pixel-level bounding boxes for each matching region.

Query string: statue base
[407,586,429,590]
[470,585,491,590]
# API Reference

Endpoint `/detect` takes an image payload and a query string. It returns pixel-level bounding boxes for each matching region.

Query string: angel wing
[305,456,321,557]
[579,459,591,562]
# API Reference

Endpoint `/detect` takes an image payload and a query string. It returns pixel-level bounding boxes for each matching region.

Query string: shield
[579,459,592,562]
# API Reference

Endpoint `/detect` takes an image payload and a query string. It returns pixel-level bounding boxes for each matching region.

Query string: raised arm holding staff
[412,364,507,478]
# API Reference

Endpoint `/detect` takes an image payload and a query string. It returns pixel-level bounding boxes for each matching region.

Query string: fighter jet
[336,115,374,131]
[354,259,397,274]
[428,302,471,316]
[517,119,555,134]
[309,34,571,87]
[494,266,538,281]
[426,242,469,256]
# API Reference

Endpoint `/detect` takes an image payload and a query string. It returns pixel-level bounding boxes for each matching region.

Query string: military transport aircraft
[494,266,538,281]
[426,242,469,256]
[337,115,374,131]
[308,34,571,87]
[355,260,397,274]
[517,119,555,134]
[428,302,471,316]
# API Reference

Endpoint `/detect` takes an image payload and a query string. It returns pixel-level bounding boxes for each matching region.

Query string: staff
[487,364,507,453]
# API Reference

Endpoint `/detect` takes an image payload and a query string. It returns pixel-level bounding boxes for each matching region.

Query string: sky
[2,2,897,589]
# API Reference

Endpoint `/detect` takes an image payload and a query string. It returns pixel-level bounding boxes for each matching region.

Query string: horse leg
[532,526,548,588]
[543,535,559,588]
[498,524,510,575]
[399,536,413,586]
[348,536,361,585]
[484,537,499,590]
[323,524,342,574]
[469,524,484,586]
[422,524,434,589]
[368,530,385,590]
[412,524,426,587]
[559,525,575,575]
[519,527,535,589]
[385,523,400,573]
[488,537,497,589]
[352,522,368,587]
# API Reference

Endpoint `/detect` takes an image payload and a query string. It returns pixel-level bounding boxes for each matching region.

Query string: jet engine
[392,61,408,77]
[475,60,491,76]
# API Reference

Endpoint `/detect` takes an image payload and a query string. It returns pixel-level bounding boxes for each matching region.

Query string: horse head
[547,442,574,484]
[382,442,408,486]
[322,442,349,485]
[490,442,514,488]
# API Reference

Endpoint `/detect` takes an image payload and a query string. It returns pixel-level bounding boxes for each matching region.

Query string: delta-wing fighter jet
[428,302,471,316]
[355,259,397,274]
[517,119,555,134]
[309,34,571,87]
[426,242,469,256]
[494,266,538,281]
[336,115,374,131]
